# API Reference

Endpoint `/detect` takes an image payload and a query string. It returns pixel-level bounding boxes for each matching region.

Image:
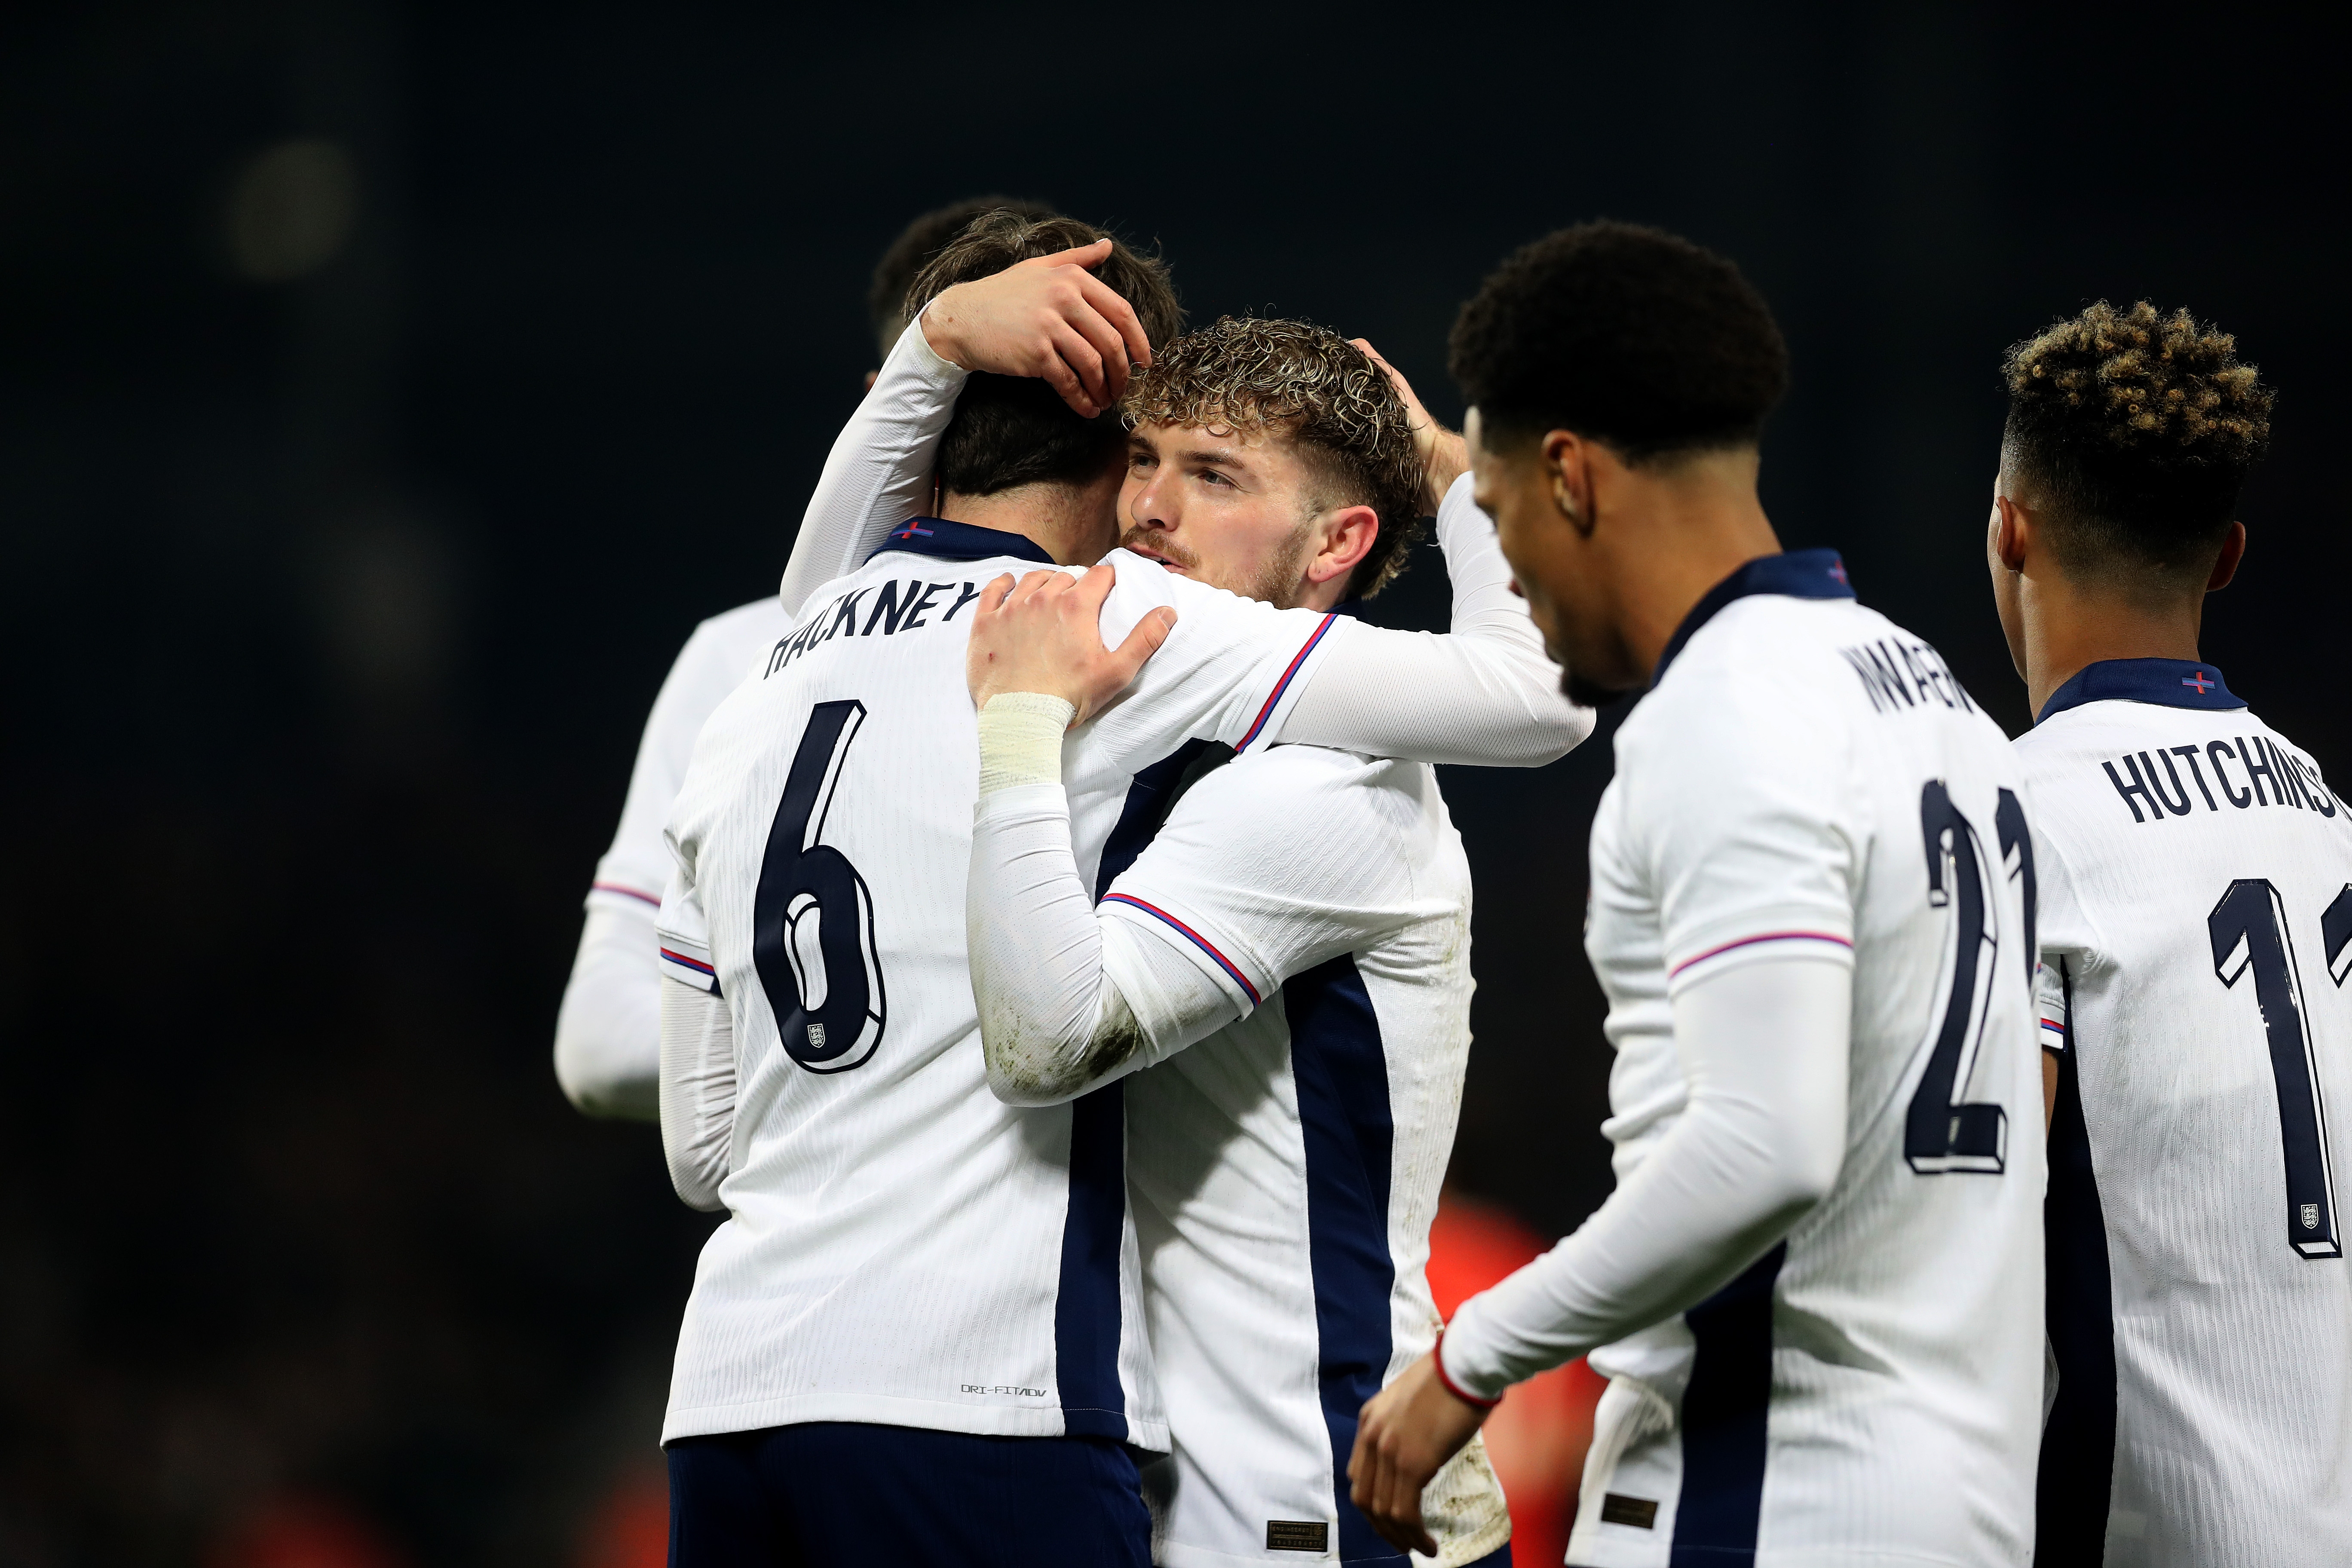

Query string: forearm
[968,696,1234,1106]
[1441,956,1851,1394]
[1277,474,1593,766]
[658,974,737,1211]
[776,314,966,616]
[552,902,662,1120]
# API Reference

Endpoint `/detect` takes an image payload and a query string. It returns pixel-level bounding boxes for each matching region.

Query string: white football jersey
[2018,658,2352,1567]
[1092,738,1510,1567]
[656,518,1354,1448]
[1569,553,2045,1568]
[585,597,792,915]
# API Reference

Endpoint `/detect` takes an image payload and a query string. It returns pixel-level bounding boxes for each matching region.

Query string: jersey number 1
[754,700,888,1073]
[1905,783,2034,1175]
[2208,880,2345,1259]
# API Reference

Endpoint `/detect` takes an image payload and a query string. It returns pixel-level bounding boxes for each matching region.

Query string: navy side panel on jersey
[1049,738,1242,1448]
[1056,1083,1130,1442]
[1670,1244,1785,1566]
[1286,955,1400,1565]
[1095,741,1232,896]
[2038,957,2119,1562]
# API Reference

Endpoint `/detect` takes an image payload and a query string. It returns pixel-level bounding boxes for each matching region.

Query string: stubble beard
[1118,521,1320,610]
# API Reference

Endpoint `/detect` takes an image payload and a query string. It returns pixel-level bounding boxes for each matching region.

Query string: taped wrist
[977,693,1077,796]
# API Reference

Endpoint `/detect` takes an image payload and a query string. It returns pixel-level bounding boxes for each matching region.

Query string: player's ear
[1306,505,1379,586]
[1991,494,2030,573]
[2207,519,2246,593]
[1542,431,1594,536]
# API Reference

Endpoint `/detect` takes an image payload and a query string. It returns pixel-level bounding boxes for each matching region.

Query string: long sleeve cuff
[977,692,1075,796]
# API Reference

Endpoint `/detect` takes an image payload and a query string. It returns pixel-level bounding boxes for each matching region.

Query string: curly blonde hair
[2003,300,2272,574]
[1123,317,1427,597]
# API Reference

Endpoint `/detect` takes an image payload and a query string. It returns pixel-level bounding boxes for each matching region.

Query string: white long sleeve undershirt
[1437,955,1854,1399]
[967,696,1237,1106]
[776,322,966,619]
[1286,465,1576,767]
[658,974,736,1212]
[778,316,1592,768]
[553,901,662,1119]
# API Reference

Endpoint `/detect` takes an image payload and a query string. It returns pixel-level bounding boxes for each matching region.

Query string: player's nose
[1125,475,1176,531]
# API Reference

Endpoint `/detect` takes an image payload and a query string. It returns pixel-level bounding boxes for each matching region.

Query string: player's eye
[1196,467,1233,488]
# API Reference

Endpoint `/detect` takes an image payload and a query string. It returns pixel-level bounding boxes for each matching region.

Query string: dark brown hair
[2002,300,2272,578]
[1123,317,1425,598]
[905,211,1183,499]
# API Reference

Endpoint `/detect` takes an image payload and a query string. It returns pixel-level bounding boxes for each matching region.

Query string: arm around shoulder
[1274,475,1594,767]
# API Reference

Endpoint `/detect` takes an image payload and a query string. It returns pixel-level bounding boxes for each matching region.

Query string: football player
[1350,222,2046,1568]
[1989,301,2350,1565]
[550,195,1050,1117]
[956,318,1543,1565]
[653,214,1587,1564]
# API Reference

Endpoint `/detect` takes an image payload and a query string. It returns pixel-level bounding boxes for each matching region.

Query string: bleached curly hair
[2003,300,2272,576]
[1123,316,1428,598]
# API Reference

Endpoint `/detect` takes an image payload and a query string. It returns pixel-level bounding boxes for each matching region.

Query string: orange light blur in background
[1427,1188,1608,1568]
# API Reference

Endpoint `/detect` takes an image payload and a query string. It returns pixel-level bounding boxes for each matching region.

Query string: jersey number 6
[754,700,888,1073]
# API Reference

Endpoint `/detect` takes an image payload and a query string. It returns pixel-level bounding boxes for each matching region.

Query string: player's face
[1119,423,1329,608]
[1470,409,1626,698]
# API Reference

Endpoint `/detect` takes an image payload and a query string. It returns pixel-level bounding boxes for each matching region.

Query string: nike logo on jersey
[2102,736,2341,823]
[765,578,984,677]
[1838,637,1975,716]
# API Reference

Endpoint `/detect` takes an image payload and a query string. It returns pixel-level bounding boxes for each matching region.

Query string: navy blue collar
[867,516,1057,566]
[2036,658,2245,725]
[1653,548,1856,685]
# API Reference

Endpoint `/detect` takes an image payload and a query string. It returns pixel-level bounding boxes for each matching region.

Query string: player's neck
[1613,459,1782,683]
[2019,571,2205,719]
[940,476,1121,567]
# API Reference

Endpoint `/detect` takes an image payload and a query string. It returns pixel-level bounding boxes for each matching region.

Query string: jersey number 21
[1906,783,2036,1176]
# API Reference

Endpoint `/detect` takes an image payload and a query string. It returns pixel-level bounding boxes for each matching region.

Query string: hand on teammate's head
[964,563,1176,724]
[920,242,1153,420]
[1354,338,1468,515]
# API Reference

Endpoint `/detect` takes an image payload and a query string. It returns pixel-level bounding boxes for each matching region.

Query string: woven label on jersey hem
[1152,1486,1508,1566]
[660,1391,1169,1452]
[1155,1513,1507,1568]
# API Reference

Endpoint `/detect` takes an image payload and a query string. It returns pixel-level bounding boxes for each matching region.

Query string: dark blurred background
[2,2,2344,1562]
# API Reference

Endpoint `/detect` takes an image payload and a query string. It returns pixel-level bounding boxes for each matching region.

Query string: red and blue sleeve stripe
[660,947,720,994]
[1102,894,1262,1006]
[1235,613,1338,752]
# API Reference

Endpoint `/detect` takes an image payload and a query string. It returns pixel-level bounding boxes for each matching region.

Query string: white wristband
[977,693,1077,796]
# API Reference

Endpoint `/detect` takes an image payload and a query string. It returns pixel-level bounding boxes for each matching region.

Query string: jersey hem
[1566,1543,2001,1568]
[1154,1512,1508,1568]
[662,1392,1169,1451]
